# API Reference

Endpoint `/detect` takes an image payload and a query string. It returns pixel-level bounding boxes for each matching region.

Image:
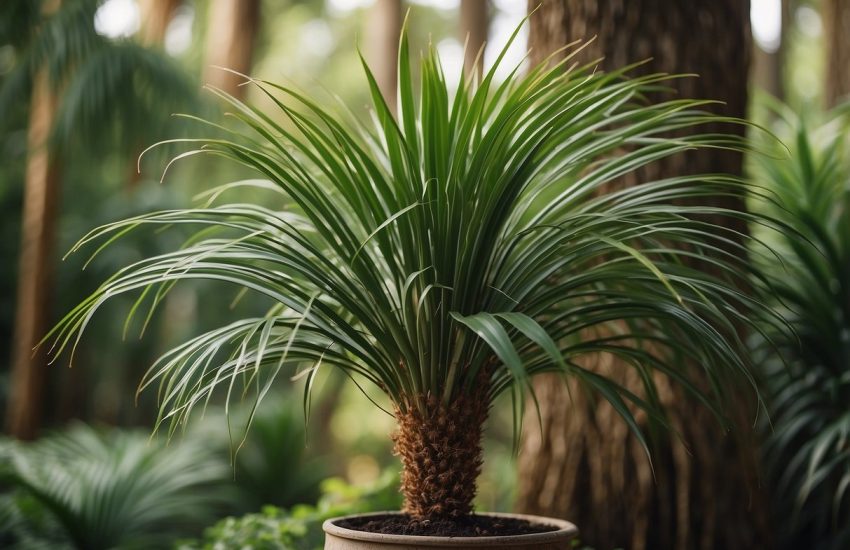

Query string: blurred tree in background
[824,0,850,107]
[203,0,260,98]
[1,0,198,438]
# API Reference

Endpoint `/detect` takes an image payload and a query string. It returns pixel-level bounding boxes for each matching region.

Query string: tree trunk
[393,392,488,519]
[202,0,260,99]
[129,0,181,190]
[367,0,403,115]
[460,0,489,80]
[824,0,850,107]
[138,0,181,46]
[516,3,768,550]
[6,68,60,440]
[752,0,790,100]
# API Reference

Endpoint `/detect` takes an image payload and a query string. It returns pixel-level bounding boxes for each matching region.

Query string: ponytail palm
[48,29,776,521]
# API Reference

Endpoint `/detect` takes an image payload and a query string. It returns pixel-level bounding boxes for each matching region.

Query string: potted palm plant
[47,26,779,549]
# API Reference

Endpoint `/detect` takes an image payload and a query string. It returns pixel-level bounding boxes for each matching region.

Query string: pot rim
[322,511,578,546]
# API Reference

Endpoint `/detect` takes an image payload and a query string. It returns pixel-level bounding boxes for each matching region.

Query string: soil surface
[334,514,559,537]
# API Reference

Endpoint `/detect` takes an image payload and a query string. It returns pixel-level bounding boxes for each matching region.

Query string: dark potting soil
[334,513,559,537]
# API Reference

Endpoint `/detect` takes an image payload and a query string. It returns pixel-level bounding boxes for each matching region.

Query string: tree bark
[393,392,488,519]
[366,0,403,115]
[137,0,181,46]
[824,0,850,107]
[516,2,768,550]
[202,0,260,99]
[6,68,60,440]
[460,0,489,80]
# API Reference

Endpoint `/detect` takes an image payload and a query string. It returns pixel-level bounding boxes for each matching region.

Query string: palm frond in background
[0,423,228,550]
[0,0,200,162]
[750,98,850,550]
[192,394,329,513]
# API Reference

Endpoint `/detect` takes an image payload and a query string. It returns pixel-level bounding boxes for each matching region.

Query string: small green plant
[0,423,227,549]
[179,470,401,550]
[47,23,782,525]
[750,99,850,549]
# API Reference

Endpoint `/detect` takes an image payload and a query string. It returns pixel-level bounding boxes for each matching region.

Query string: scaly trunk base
[392,393,488,520]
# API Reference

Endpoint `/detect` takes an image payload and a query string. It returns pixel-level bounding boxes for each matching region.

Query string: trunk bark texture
[517,3,768,550]
[824,0,850,107]
[393,392,488,519]
[367,0,403,115]
[6,68,60,440]
[203,0,260,99]
[460,0,489,80]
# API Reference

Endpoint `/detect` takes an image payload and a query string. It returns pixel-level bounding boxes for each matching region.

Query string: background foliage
[750,99,850,550]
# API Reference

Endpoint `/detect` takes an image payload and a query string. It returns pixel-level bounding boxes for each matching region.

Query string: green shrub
[180,470,401,550]
[192,395,329,514]
[750,100,850,549]
[0,423,228,550]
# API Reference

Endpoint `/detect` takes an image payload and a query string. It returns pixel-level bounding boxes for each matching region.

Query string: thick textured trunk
[367,0,403,115]
[824,0,850,107]
[460,0,489,80]
[517,2,768,550]
[393,393,488,519]
[6,68,60,440]
[203,0,260,99]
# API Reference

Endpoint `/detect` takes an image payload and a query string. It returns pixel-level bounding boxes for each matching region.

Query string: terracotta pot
[323,511,578,549]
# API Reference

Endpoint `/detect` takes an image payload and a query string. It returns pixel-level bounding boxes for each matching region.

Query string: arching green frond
[49,29,783,451]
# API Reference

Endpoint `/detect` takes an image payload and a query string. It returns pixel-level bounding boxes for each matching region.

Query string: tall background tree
[138,0,181,46]
[366,0,403,114]
[753,0,790,100]
[3,0,196,438]
[203,0,260,99]
[516,2,768,549]
[824,0,850,107]
[460,0,488,79]
[7,0,61,440]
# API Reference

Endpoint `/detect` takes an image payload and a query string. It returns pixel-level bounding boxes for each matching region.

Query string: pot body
[323,512,578,550]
